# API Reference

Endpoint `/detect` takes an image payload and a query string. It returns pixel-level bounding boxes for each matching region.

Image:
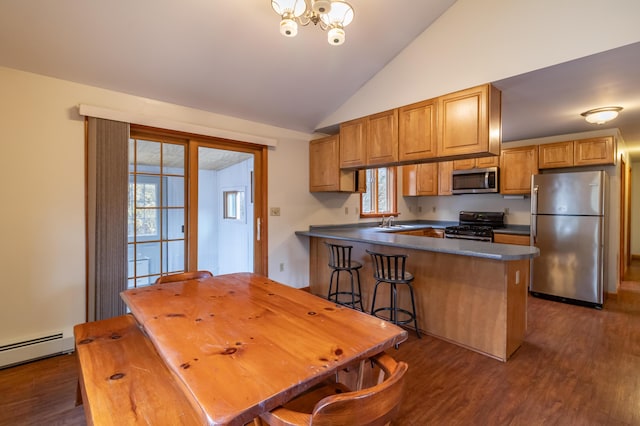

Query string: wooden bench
[74,314,206,425]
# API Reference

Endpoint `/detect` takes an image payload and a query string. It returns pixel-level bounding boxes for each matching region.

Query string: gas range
[444,211,505,242]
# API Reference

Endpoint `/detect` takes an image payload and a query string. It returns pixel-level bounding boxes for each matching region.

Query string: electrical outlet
[432,206,437,213]
[355,207,359,215]
[279,263,285,272]
[270,207,281,216]
[418,206,422,213]
[345,207,349,215]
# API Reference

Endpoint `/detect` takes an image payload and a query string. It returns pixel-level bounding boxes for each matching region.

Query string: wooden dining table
[120,272,408,425]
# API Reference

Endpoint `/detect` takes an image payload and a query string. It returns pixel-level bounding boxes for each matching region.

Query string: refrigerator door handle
[531,185,539,243]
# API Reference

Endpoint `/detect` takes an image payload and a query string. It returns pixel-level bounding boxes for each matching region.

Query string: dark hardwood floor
[2,261,640,425]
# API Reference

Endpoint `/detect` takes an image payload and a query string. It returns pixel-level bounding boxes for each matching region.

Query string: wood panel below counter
[309,237,529,362]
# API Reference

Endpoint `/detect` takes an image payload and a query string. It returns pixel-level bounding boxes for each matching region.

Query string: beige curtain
[86,117,129,321]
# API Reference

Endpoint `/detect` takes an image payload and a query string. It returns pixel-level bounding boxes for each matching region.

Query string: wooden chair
[259,353,408,426]
[154,270,213,284]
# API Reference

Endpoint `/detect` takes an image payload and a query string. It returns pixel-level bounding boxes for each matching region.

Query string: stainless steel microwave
[452,166,499,194]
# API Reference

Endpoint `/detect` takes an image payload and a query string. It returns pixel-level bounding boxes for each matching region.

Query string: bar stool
[366,250,421,338]
[325,242,364,311]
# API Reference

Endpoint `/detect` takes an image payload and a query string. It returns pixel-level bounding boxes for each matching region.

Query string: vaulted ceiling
[1,1,639,158]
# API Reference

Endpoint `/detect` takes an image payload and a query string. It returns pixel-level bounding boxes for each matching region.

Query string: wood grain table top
[120,272,407,426]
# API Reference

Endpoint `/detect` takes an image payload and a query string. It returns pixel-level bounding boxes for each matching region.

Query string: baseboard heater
[0,332,74,369]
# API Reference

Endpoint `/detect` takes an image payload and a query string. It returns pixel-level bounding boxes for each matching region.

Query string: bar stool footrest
[328,291,364,310]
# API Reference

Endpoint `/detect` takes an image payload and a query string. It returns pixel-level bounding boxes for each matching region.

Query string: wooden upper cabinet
[538,136,615,169]
[452,158,476,170]
[403,163,437,196]
[403,162,452,196]
[310,135,359,192]
[367,109,399,167]
[500,145,538,195]
[437,84,501,159]
[538,141,573,169]
[438,161,453,195]
[339,117,367,169]
[452,155,499,170]
[398,99,437,162]
[574,136,615,166]
[476,155,500,168]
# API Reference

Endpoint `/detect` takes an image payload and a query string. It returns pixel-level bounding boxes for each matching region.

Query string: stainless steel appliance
[444,211,505,242]
[452,167,499,194]
[530,170,607,308]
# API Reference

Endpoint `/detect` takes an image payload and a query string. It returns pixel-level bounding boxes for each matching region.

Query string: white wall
[0,67,317,353]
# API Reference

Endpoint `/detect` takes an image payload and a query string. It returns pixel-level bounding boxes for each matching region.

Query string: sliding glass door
[127,128,267,287]
[128,137,187,287]
[196,146,254,275]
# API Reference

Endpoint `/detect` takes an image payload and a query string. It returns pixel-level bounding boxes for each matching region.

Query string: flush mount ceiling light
[271,0,354,46]
[580,106,623,124]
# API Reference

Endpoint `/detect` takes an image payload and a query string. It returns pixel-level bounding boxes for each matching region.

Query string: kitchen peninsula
[296,224,539,361]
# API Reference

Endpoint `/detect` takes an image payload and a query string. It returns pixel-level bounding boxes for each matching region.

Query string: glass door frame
[132,124,268,277]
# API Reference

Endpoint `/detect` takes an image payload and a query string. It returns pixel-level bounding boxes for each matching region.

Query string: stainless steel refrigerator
[530,170,607,308]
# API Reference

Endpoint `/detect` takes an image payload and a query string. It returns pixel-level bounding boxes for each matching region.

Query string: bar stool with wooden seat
[366,250,421,338]
[325,242,364,311]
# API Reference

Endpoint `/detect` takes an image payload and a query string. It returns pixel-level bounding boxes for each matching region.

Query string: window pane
[128,181,135,239]
[135,176,160,207]
[163,208,185,240]
[136,140,161,174]
[165,240,185,274]
[137,242,161,275]
[164,176,184,208]
[136,208,159,240]
[163,143,185,175]
[128,139,136,172]
[362,169,374,214]
[377,168,388,212]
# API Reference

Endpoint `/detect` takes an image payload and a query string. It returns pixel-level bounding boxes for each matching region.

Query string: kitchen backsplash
[402,193,531,225]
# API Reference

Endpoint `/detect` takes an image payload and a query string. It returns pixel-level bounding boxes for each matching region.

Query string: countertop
[296,221,538,261]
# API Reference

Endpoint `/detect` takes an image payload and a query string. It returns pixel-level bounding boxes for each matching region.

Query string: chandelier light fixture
[271,0,354,46]
[580,106,623,124]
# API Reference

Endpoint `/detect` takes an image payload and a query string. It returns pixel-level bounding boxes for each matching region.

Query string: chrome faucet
[379,216,394,227]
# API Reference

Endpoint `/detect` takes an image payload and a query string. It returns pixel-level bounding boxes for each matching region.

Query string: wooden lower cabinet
[309,237,529,362]
[395,228,444,238]
[494,233,530,246]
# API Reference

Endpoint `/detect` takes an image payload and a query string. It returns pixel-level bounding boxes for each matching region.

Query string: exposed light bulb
[328,26,345,45]
[312,0,332,14]
[280,18,298,37]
